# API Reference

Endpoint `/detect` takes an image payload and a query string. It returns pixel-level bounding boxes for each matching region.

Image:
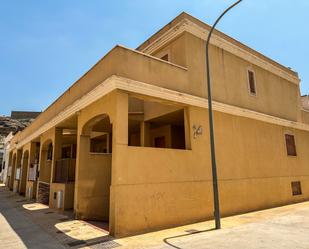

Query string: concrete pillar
[8,152,15,190]
[74,132,90,216]
[110,91,128,237]
[38,145,47,182]
[14,149,22,193]
[18,149,29,194]
[140,122,151,147]
[113,92,128,146]
[51,128,62,183]
[5,152,12,187]
[184,108,192,150]
[28,142,38,199]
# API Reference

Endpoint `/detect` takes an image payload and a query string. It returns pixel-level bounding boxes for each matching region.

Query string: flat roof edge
[137,12,299,79]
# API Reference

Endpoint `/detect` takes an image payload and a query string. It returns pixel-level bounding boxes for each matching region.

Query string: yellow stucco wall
[301,110,309,124]
[13,30,300,147]
[110,99,309,237]
[153,32,300,121]
[49,182,75,210]
[39,129,54,184]
[19,149,29,194]
[75,92,116,222]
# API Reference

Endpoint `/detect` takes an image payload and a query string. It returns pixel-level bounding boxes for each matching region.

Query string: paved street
[0,185,65,249]
[1,183,309,249]
[148,208,309,249]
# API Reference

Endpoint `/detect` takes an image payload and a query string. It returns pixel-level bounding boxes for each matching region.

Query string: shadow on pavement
[0,184,120,249]
[163,228,216,249]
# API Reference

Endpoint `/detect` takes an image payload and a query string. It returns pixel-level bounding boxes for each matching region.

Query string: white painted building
[0,132,13,184]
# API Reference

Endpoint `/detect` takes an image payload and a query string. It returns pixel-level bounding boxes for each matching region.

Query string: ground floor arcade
[5,84,309,237]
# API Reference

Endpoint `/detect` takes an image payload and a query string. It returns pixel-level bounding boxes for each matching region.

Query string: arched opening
[50,126,77,211]
[5,152,12,187]
[83,114,113,154]
[9,153,16,190]
[20,150,29,195]
[27,142,40,200]
[38,140,53,204]
[39,140,53,183]
[78,114,112,225]
[13,150,23,193]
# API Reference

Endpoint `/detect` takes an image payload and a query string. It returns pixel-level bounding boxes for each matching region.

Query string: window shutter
[291,181,302,195]
[248,70,256,95]
[285,134,297,156]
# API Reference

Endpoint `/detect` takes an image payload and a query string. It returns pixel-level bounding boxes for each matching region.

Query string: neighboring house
[0,136,4,178]
[10,111,41,120]
[5,13,309,237]
[0,112,39,185]
[1,133,13,184]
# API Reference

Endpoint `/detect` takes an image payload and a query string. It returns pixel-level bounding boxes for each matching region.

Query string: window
[247,70,256,95]
[161,54,169,61]
[291,181,302,196]
[285,134,297,156]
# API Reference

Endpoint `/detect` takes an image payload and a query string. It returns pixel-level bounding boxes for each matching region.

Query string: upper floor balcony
[13,39,304,147]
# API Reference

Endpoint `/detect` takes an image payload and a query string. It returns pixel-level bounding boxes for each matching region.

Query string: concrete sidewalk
[0,184,65,249]
[118,201,309,249]
[1,183,309,248]
[0,184,113,249]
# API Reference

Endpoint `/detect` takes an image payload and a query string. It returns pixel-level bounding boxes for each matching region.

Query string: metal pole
[205,0,243,230]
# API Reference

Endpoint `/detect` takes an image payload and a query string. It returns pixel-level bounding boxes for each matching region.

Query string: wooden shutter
[285,134,297,156]
[248,70,256,95]
[291,181,302,195]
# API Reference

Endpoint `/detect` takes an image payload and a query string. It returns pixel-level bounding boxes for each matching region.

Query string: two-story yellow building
[5,13,309,237]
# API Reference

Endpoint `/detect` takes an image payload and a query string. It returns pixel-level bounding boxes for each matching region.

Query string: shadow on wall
[0,184,120,249]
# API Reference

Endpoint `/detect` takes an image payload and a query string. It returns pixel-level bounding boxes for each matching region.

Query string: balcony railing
[54,159,76,183]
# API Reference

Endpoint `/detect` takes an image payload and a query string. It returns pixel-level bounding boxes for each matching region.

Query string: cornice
[13,75,309,151]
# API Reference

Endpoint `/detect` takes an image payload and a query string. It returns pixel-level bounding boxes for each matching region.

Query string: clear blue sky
[1,0,308,116]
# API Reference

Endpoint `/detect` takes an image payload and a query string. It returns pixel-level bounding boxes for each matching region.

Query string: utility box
[57,190,63,209]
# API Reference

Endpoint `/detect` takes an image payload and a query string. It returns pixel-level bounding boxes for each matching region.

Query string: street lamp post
[205,0,243,230]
